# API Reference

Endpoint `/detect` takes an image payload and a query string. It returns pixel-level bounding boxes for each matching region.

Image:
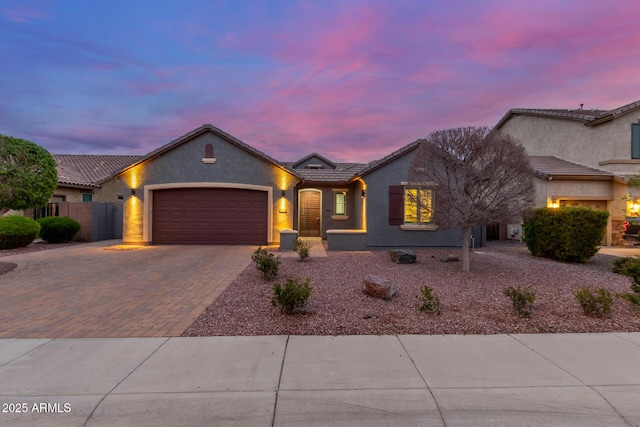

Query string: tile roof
[289,163,367,183]
[495,98,640,128]
[53,155,140,188]
[528,156,614,180]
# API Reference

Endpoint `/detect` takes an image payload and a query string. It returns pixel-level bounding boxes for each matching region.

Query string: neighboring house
[52,155,140,203]
[22,155,139,241]
[111,124,483,249]
[496,99,640,245]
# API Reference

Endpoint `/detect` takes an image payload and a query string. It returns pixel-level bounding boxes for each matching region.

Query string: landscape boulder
[390,249,416,264]
[441,254,459,263]
[363,275,398,300]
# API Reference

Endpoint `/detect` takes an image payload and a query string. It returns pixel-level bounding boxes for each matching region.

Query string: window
[332,189,348,220]
[82,193,93,202]
[632,123,640,159]
[203,143,216,163]
[389,184,437,229]
[335,192,346,215]
[404,187,433,224]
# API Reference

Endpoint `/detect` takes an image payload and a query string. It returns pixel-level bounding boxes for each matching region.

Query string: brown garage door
[152,188,268,245]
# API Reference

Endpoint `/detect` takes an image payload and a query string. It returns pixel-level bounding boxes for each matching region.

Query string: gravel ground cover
[184,243,640,336]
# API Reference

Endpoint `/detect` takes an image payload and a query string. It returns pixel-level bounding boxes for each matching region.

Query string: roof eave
[358,140,422,178]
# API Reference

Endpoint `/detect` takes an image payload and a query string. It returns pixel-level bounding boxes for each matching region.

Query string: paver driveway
[0,241,255,338]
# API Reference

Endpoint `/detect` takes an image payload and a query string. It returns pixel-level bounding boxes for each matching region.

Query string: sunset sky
[2,0,640,163]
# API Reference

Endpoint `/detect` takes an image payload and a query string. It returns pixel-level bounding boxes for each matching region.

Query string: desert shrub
[611,256,640,307]
[294,238,310,262]
[418,285,441,315]
[37,216,80,243]
[271,276,312,314]
[620,291,640,307]
[612,256,640,283]
[523,207,608,263]
[574,286,613,318]
[0,215,40,249]
[503,286,535,317]
[252,247,280,279]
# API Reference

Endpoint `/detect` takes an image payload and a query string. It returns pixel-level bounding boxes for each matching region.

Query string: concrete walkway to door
[0,241,255,339]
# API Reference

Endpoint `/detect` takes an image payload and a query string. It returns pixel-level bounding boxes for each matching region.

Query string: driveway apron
[0,241,254,338]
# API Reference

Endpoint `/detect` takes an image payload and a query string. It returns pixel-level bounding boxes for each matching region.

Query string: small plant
[252,247,280,279]
[503,286,535,317]
[418,285,441,315]
[574,286,613,318]
[272,276,312,314]
[294,238,310,262]
[37,216,80,243]
[611,256,640,307]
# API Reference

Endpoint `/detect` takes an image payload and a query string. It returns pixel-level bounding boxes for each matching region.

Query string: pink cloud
[1,4,49,22]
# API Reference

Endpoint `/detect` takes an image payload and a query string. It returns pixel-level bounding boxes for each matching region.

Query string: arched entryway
[299,189,321,237]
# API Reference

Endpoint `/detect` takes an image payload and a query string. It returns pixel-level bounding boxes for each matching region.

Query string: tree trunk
[461,226,470,272]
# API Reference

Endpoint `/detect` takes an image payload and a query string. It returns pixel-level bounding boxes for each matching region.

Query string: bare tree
[409,127,534,271]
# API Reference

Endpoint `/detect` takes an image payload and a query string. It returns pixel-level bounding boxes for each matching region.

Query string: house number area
[2,402,71,413]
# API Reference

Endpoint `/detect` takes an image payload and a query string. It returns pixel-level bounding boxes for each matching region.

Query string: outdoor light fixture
[281,190,286,198]
[130,188,136,196]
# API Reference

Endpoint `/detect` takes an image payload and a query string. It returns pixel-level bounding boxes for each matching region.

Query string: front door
[299,190,321,237]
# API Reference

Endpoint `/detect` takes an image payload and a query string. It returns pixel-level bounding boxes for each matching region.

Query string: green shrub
[503,286,535,317]
[620,291,640,307]
[0,215,40,249]
[612,256,640,283]
[523,207,608,262]
[574,286,613,318]
[252,247,280,279]
[611,256,640,307]
[294,238,310,262]
[272,276,312,314]
[37,216,80,243]
[418,285,441,315]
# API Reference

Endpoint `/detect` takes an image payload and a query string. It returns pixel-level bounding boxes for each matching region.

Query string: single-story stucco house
[104,124,481,250]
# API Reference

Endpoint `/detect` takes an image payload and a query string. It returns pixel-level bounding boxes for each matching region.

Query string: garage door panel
[152,188,268,245]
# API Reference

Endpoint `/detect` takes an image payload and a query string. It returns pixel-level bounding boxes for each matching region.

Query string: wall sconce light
[281,190,286,198]
[130,188,136,196]
[361,190,366,198]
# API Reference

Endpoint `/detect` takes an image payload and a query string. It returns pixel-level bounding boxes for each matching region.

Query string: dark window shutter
[632,124,640,159]
[389,185,404,225]
[205,143,214,158]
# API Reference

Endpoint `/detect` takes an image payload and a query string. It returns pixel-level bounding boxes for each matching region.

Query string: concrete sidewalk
[1,333,639,426]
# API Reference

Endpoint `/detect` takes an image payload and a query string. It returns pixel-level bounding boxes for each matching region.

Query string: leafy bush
[37,216,81,243]
[294,238,310,262]
[0,215,40,249]
[523,207,609,262]
[418,285,441,315]
[272,276,312,314]
[252,247,280,279]
[503,286,535,317]
[574,286,613,318]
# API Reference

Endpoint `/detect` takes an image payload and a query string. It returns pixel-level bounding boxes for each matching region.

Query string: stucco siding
[363,148,473,248]
[120,131,296,244]
[500,112,640,174]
